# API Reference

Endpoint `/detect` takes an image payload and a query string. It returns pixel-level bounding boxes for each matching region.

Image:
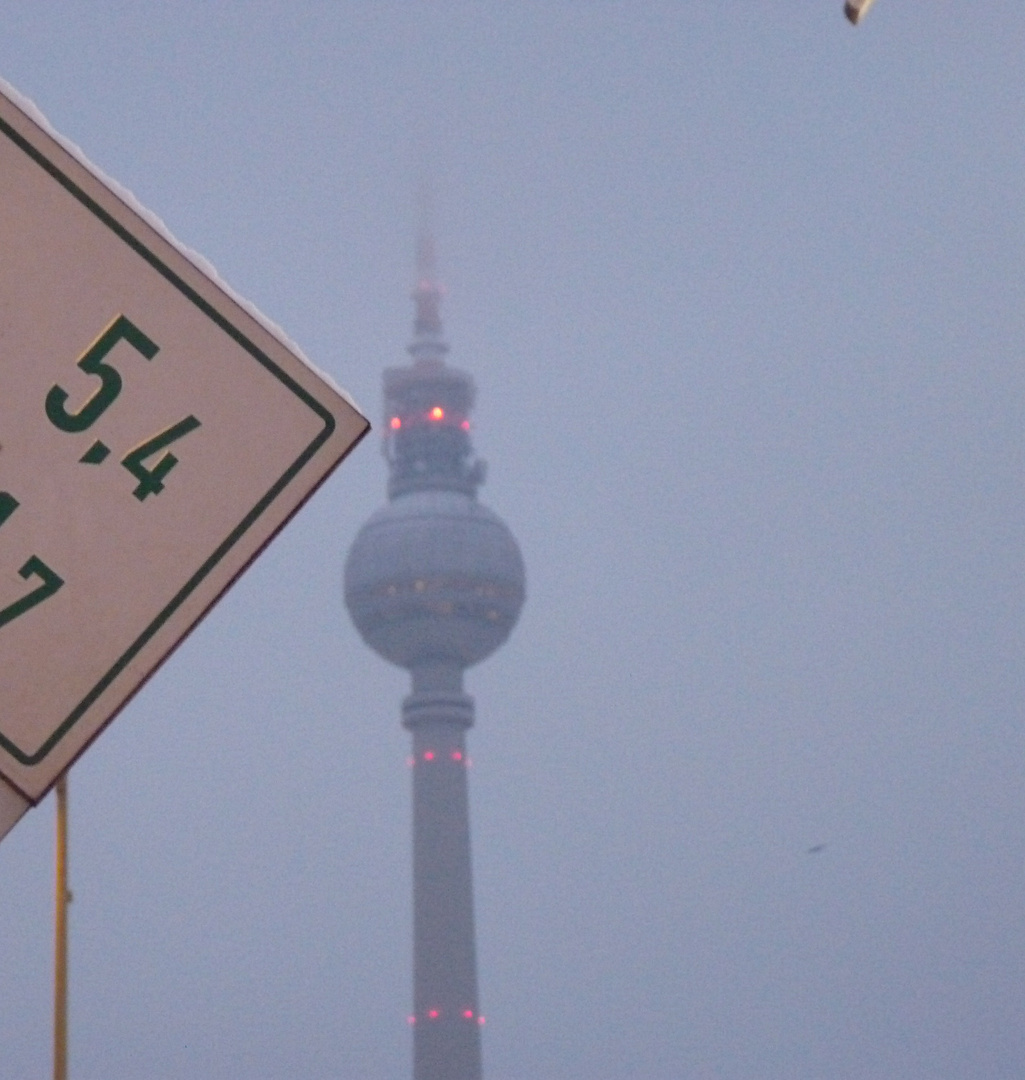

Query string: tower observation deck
[344,235,525,1080]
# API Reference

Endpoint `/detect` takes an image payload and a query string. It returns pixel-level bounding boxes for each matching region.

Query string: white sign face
[0,85,368,806]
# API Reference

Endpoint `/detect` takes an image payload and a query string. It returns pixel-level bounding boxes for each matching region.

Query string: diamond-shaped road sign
[0,82,368,839]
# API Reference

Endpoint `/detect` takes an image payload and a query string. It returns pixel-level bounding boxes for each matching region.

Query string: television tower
[344,234,525,1080]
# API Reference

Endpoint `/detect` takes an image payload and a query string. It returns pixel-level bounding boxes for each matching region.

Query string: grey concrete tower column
[405,665,481,1080]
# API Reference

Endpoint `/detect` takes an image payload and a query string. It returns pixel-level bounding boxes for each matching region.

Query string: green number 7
[0,557,65,630]
[0,495,65,630]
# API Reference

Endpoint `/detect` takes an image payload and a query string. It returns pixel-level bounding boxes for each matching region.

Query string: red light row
[406,750,470,766]
[389,409,471,430]
[407,1009,485,1025]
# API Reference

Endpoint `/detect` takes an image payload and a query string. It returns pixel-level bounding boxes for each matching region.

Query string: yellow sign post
[53,775,69,1080]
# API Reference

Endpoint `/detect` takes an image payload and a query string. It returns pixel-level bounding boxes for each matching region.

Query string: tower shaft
[404,679,482,1080]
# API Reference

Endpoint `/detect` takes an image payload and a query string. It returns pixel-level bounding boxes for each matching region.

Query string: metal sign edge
[0,84,370,800]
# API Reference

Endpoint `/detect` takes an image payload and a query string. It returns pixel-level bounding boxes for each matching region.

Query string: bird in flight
[807,844,827,855]
[844,0,879,24]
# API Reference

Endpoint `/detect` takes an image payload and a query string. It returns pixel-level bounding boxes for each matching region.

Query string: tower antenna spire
[410,179,447,360]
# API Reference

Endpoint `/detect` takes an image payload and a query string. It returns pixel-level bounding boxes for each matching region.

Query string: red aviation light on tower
[387,407,470,431]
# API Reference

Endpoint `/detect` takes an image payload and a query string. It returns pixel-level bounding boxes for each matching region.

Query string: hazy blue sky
[2,5,1024,1079]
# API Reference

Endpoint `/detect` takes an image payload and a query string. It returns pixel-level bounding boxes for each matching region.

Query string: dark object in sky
[844,0,878,24]
[345,234,525,1080]
[807,844,827,854]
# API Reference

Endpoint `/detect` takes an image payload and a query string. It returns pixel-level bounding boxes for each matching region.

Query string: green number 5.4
[121,415,202,501]
[45,315,159,433]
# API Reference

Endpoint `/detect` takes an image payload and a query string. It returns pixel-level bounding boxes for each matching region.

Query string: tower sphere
[344,488,525,671]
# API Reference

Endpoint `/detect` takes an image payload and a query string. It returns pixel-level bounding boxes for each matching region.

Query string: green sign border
[0,111,337,768]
